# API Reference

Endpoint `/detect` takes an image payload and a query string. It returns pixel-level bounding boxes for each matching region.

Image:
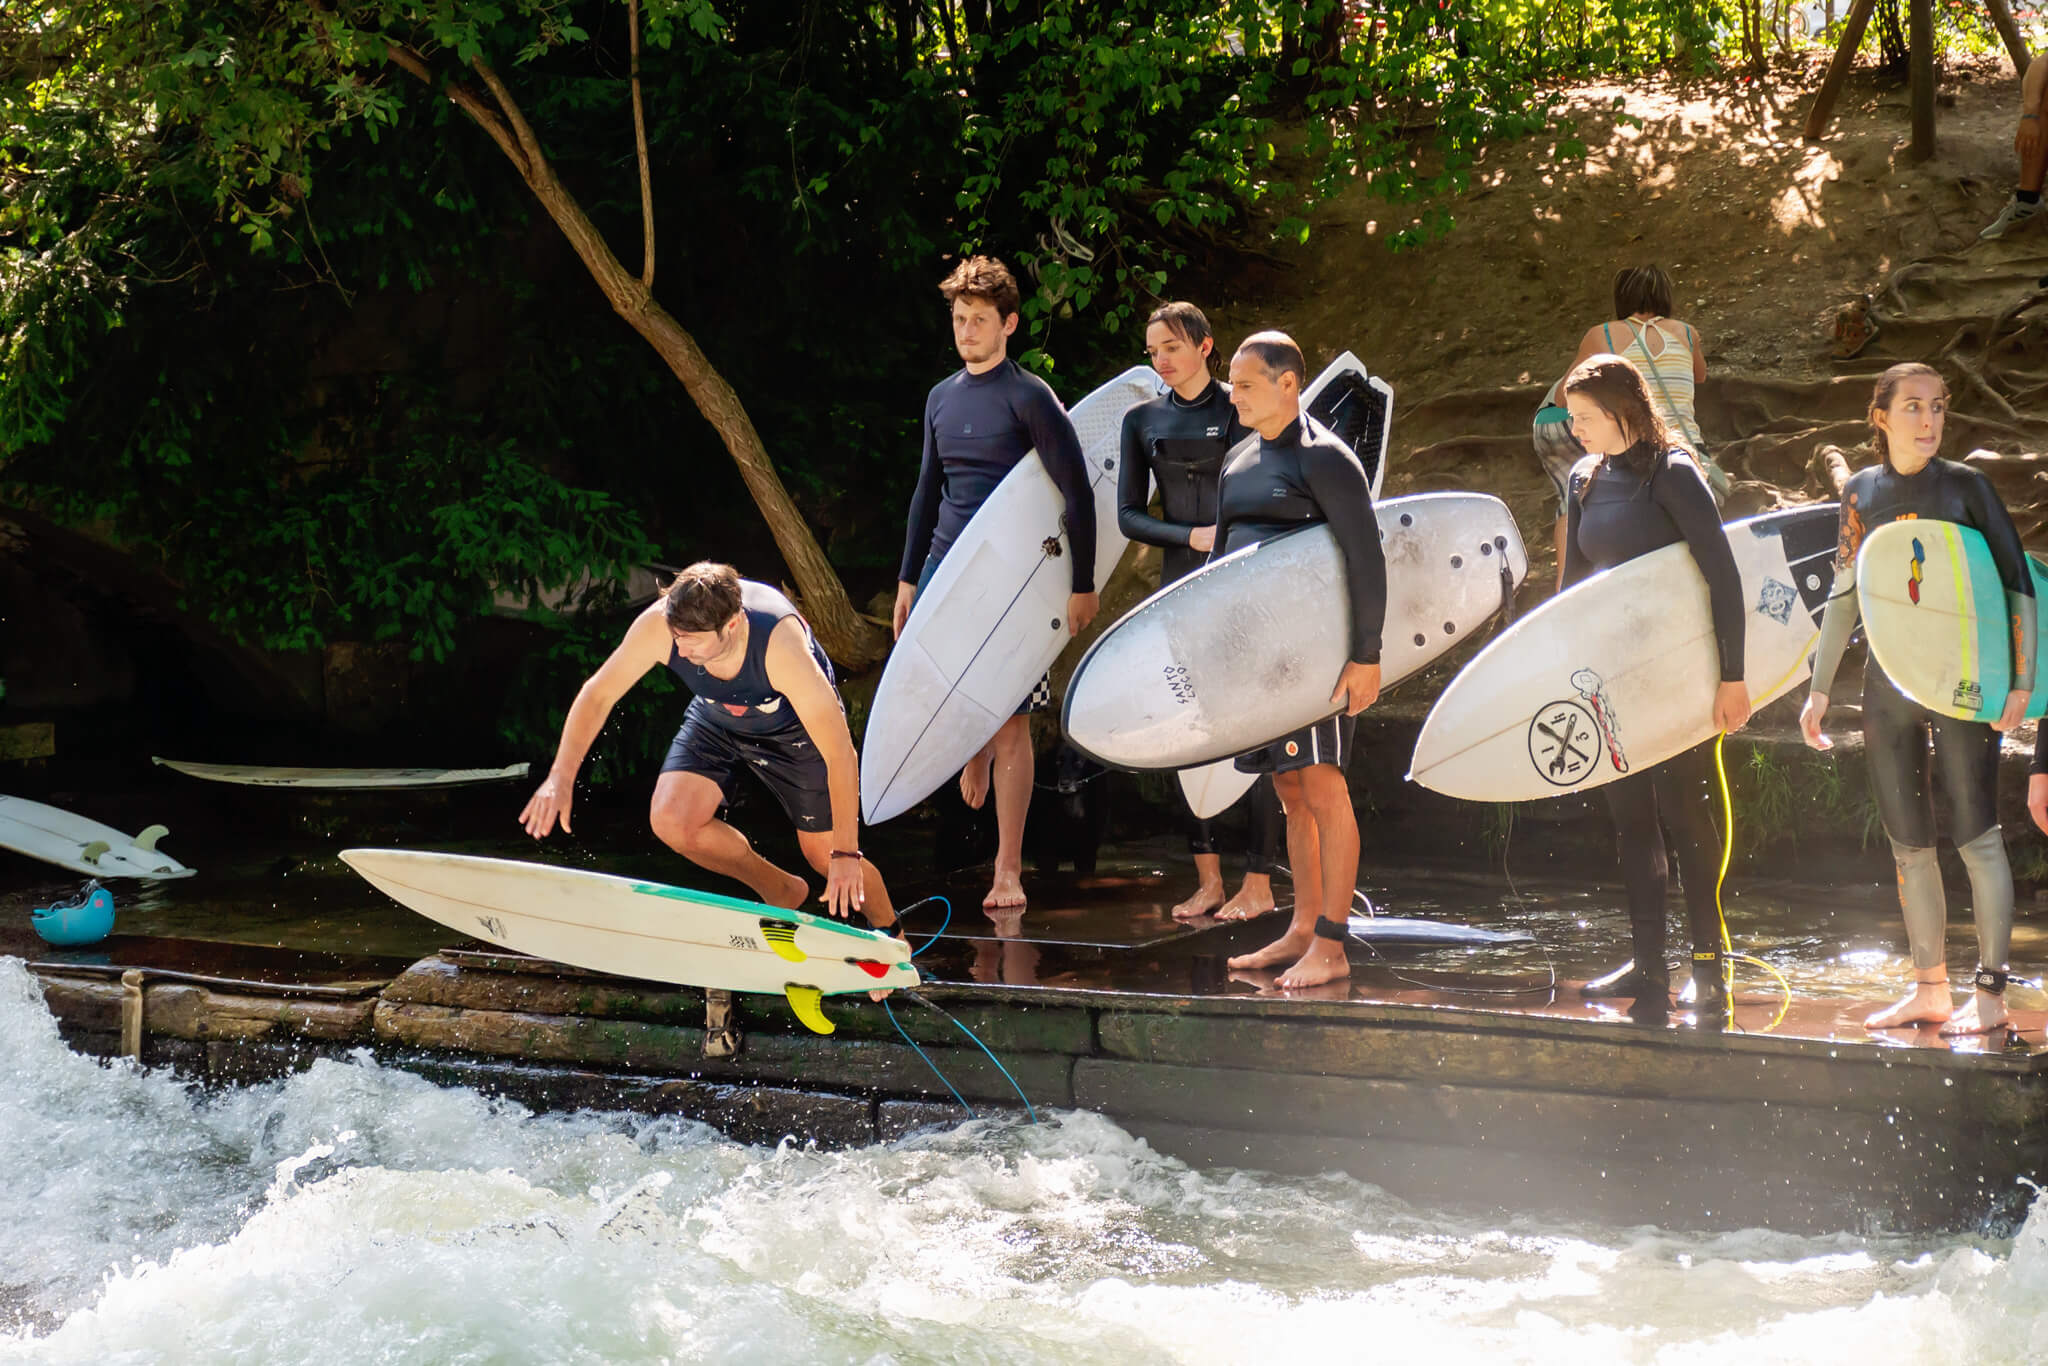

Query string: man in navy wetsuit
[520,562,899,934]
[1217,331,1386,991]
[894,256,1101,909]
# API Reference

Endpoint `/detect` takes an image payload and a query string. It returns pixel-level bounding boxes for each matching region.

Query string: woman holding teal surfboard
[1800,363,2034,1036]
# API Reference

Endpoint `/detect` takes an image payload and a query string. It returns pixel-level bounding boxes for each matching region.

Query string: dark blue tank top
[666,581,834,735]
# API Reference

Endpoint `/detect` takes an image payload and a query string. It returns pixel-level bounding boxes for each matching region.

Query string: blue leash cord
[880,893,1037,1123]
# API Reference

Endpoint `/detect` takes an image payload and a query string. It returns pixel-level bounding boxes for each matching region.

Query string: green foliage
[1727,742,1881,861]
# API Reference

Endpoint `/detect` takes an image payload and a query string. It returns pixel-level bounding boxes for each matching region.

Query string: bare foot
[1276,938,1352,990]
[761,869,809,909]
[1229,929,1313,973]
[959,751,994,810]
[984,868,1026,909]
[1939,991,2010,1036]
[1171,880,1227,921]
[1215,882,1279,922]
[1865,981,1953,1030]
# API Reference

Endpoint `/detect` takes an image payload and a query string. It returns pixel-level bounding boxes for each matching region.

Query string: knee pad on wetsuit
[1887,838,1948,972]
[1955,825,2014,972]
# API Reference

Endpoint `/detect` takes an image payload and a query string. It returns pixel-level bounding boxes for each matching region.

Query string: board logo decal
[1908,537,1925,605]
[1285,740,1300,757]
[476,915,505,939]
[1954,679,1984,711]
[1163,664,1196,704]
[1756,576,1795,625]
[1572,668,1630,774]
[1528,701,1599,785]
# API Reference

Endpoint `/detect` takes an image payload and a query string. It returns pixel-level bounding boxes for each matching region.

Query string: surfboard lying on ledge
[0,795,195,879]
[1409,504,1839,802]
[155,759,530,788]
[339,849,916,1035]
[1064,492,1529,771]
[1854,519,2048,722]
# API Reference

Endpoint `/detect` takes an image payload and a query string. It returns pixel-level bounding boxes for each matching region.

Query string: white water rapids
[4,957,2047,1364]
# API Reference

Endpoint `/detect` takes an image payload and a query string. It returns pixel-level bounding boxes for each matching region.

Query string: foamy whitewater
[4,957,2047,1364]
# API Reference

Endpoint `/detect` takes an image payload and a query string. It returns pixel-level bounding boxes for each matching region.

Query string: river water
[5,958,2048,1364]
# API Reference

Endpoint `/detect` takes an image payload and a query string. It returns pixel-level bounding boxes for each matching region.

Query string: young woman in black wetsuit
[1117,302,1285,923]
[1800,363,2034,1037]
[1561,355,1751,1024]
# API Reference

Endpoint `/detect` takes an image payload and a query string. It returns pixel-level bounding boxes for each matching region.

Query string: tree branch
[469,57,549,179]
[629,0,655,289]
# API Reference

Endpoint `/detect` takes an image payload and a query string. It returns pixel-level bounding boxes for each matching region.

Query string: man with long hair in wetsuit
[1117,301,1284,923]
[1217,331,1387,991]
[520,562,900,936]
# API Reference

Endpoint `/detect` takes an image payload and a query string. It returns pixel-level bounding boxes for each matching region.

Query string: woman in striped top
[1571,264,1728,504]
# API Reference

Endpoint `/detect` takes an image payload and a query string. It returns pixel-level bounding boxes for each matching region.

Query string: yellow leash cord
[1712,731,1794,1030]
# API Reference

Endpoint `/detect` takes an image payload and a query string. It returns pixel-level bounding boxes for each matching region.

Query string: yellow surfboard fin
[759,920,807,963]
[784,984,835,1035]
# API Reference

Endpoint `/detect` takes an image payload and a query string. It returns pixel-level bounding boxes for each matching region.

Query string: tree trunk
[380,42,890,667]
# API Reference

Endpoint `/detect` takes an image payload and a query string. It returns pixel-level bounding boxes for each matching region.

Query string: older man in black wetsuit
[894,256,1100,910]
[1217,331,1387,990]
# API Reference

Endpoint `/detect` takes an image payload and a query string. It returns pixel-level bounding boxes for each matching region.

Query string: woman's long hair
[1868,362,1945,469]
[1563,353,1670,495]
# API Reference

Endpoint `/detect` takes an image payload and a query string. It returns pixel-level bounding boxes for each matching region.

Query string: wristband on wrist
[2026,113,2041,121]
[829,849,863,861]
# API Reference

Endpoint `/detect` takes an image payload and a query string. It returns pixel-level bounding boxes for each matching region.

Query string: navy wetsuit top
[1117,381,1249,586]
[1563,445,1744,682]
[1216,414,1387,666]
[666,581,833,737]
[1826,457,2043,771]
[898,359,1097,594]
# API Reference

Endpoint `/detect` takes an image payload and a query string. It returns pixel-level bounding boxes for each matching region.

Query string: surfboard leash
[1711,732,1793,1032]
[1342,887,1561,999]
[884,996,975,1118]
[895,894,952,956]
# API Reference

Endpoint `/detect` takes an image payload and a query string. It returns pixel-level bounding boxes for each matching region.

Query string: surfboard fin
[132,824,169,852]
[79,840,110,865]
[759,920,807,963]
[784,984,834,1035]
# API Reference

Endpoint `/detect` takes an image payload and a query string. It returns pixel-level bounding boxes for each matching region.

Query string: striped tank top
[1605,318,1701,454]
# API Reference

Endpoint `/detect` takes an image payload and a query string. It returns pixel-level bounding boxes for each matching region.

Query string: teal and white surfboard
[1856,519,2048,722]
[340,849,917,1034]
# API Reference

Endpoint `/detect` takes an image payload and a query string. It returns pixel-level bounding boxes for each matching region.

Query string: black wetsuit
[898,359,1096,594]
[1216,414,1386,774]
[1814,457,2037,848]
[1563,446,1744,994]
[662,581,836,832]
[1118,382,1281,865]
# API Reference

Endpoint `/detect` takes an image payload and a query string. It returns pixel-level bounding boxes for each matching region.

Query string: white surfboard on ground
[339,849,916,1035]
[155,758,529,789]
[0,795,195,879]
[1409,504,1839,803]
[1854,518,2048,721]
[1171,352,1393,819]
[862,365,1165,824]
[1063,492,1529,771]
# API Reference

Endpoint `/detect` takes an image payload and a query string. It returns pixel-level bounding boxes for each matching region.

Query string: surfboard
[0,795,195,879]
[1854,519,2048,722]
[1347,915,1536,946]
[338,849,916,1034]
[154,758,530,788]
[861,365,1165,824]
[1169,353,1391,819]
[1062,492,1528,771]
[1408,504,1839,803]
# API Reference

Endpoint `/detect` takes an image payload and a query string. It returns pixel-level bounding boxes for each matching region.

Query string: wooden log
[1985,0,2031,76]
[1803,0,1881,141]
[1910,0,1936,161]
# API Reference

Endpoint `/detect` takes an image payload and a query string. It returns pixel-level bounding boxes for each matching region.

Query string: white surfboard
[1409,504,1839,802]
[1169,352,1392,818]
[0,795,195,879]
[155,758,530,789]
[862,365,1165,824]
[1063,492,1529,770]
[340,849,917,1035]
[1854,519,2048,721]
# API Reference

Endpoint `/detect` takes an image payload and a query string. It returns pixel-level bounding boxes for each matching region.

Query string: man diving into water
[894,255,1101,909]
[520,562,900,935]
[1217,331,1388,990]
